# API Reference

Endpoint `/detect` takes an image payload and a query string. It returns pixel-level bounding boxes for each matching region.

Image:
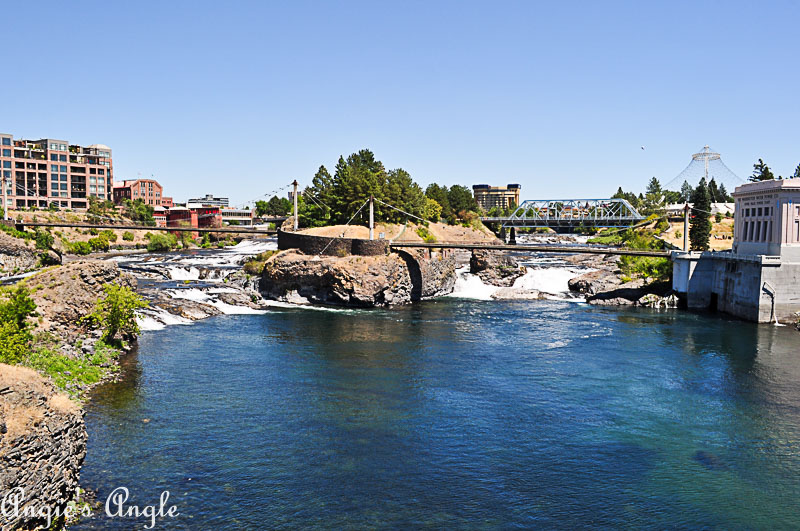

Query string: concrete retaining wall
[674,252,800,322]
[277,229,389,256]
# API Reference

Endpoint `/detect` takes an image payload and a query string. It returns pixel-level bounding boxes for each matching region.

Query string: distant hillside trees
[297,149,482,228]
[255,196,291,217]
[123,199,155,226]
[300,149,426,226]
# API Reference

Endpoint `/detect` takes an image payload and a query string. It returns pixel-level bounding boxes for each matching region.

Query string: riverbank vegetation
[0,280,145,398]
[588,219,671,282]
[243,250,279,275]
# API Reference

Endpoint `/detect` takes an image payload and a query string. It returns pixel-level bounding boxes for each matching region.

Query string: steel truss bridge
[482,198,645,230]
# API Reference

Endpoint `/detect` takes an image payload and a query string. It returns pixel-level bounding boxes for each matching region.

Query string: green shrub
[122,231,135,241]
[88,236,110,252]
[619,256,671,282]
[82,284,148,343]
[243,250,278,275]
[146,233,177,252]
[34,229,54,250]
[416,226,437,243]
[0,285,37,365]
[68,240,92,255]
[101,230,118,242]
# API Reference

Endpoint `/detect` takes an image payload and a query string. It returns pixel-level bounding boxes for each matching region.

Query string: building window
[60,184,67,190]
[98,169,105,175]
[2,161,9,169]
[59,155,67,162]
[1,138,11,146]
[51,182,59,190]
[2,149,9,157]
[51,165,58,172]
[59,144,66,151]
[50,143,58,150]
[50,154,58,161]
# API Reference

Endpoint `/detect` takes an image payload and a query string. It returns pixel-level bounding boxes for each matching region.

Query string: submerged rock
[490,287,545,300]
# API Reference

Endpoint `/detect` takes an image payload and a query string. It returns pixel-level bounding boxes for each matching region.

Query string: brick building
[0,133,112,210]
[113,178,171,207]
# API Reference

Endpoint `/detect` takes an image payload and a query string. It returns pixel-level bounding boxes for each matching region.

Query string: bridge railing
[484,198,644,227]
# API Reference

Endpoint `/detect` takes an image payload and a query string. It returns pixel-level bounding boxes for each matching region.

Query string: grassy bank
[0,280,146,400]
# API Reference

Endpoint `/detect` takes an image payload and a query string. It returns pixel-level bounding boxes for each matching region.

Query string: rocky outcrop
[0,364,86,530]
[397,249,457,299]
[25,260,136,346]
[565,254,674,306]
[0,230,59,277]
[469,250,525,287]
[260,251,413,306]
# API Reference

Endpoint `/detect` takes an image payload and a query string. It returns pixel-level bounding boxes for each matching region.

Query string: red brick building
[113,178,169,207]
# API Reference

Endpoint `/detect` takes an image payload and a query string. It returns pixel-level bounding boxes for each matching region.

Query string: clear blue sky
[4,0,799,206]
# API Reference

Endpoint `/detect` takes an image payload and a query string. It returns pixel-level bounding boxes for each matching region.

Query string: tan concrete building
[472,184,521,211]
[673,177,800,323]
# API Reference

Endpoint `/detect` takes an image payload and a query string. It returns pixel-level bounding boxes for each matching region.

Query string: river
[72,243,800,528]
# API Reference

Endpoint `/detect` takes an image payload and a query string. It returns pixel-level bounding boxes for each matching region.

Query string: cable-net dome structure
[665,145,744,196]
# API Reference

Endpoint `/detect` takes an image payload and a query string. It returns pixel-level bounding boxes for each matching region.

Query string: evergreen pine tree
[707,178,721,203]
[793,163,800,180]
[689,178,712,251]
[750,159,775,182]
[680,180,693,202]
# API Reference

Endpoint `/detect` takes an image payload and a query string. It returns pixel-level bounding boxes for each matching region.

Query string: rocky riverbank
[564,253,677,307]
[0,364,87,530]
[259,250,449,306]
[0,229,61,279]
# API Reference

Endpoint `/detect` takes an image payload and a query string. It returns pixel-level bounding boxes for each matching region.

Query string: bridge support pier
[509,227,516,245]
[499,226,507,242]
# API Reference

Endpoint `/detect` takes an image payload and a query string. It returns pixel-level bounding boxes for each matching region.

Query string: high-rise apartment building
[472,184,521,211]
[0,133,113,210]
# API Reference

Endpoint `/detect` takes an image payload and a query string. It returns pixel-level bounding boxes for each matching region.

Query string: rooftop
[734,177,800,195]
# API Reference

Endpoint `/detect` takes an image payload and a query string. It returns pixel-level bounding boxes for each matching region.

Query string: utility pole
[292,180,298,231]
[683,203,689,251]
[369,195,374,240]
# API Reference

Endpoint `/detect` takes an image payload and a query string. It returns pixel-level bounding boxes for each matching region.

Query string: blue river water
[74,299,800,529]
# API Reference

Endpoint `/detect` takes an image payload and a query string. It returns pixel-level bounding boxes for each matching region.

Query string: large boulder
[25,260,136,341]
[0,364,86,530]
[469,250,525,287]
[260,251,414,307]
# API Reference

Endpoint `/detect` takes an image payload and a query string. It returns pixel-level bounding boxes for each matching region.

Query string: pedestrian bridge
[482,198,644,229]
